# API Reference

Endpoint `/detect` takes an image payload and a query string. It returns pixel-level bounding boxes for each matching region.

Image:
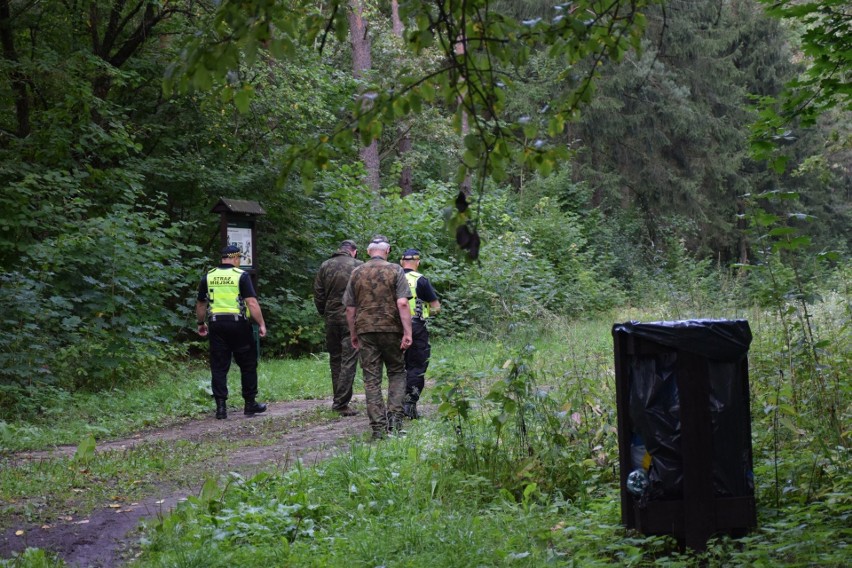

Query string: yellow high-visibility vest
[206,267,249,318]
[405,271,429,319]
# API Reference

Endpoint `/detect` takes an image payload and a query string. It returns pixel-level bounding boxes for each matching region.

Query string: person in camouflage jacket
[343,235,413,438]
[314,239,363,416]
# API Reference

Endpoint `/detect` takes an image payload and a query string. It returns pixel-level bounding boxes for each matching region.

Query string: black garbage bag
[628,352,682,499]
[616,320,753,499]
[614,320,751,361]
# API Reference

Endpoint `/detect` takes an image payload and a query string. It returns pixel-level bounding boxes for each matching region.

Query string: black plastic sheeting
[616,319,753,500]
[707,359,753,497]
[628,352,682,499]
[613,319,752,361]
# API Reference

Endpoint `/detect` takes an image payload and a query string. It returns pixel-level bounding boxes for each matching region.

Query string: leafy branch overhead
[165,0,656,186]
[751,0,852,171]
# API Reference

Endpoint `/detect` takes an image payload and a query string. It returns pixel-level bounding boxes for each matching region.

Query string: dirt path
[0,396,378,567]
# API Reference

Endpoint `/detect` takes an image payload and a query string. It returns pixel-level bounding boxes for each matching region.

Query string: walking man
[314,239,362,416]
[400,248,441,419]
[196,245,268,419]
[344,235,413,438]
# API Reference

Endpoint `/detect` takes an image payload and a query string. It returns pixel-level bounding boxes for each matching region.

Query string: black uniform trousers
[209,318,258,401]
[404,318,430,403]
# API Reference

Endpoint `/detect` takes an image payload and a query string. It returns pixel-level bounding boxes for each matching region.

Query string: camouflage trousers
[357,331,406,434]
[326,323,358,410]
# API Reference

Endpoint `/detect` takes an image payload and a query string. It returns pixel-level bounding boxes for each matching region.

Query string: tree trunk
[348,0,380,191]
[391,0,413,196]
[89,1,172,101]
[391,0,403,37]
[736,198,749,264]
[0,0,31,138]
[398,135,413,196]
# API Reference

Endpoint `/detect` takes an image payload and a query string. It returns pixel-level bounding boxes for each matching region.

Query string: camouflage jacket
[314,251,363,324]
[343,257,411,334]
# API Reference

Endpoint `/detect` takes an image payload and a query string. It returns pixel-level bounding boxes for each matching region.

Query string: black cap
[340,239,358,250]
[401,248,420,260]
[220,245,242,258]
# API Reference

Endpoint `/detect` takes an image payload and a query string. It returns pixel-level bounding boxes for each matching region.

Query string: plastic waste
[626,469,650,497]
[630,433,652,471]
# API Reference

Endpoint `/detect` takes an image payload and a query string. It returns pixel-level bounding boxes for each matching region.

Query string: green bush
[1,201,201,392]
[433,342,604,501]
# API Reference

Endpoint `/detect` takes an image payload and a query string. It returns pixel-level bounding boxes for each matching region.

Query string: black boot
[215,398,227,420]
[387,412,406,436]
[403,395,419,420]
[244,400,267,415]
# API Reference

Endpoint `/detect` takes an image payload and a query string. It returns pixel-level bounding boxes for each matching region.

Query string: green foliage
[261,287,325,356]
[752,0,852,164]
[72,435,96,465]
[432,335,615,502]
[630,236,744,320]
[136,441,580,567]
[0,18,847,555]
[169,0,657,188]
[0,201,201,391]
[126,308,848,566]
[1,304,849,565]
[420,177,626,333]
[0,547,65,567]
[738,189,847,445]
[514,170,626,314]
[572,0,797,260]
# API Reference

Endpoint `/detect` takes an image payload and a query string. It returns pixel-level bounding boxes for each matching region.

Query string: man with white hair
[344,235,413,438]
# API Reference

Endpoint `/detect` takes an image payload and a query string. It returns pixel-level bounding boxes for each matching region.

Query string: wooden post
[676,352,715,551]
[612,329,634,529]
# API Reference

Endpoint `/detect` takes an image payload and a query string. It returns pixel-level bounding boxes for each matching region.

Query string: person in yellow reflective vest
[195,245,268,419]
[400,248,441,419]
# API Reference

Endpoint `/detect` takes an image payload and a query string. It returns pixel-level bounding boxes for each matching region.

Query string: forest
[0,0,849,566]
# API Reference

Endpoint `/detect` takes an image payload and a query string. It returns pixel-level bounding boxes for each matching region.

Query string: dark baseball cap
[220,245,242,258]
[401,248,420,260]
[340,239,358,250]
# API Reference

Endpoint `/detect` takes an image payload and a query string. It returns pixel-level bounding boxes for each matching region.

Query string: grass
[1,440,222,525]
[0,355,334,453]
[128,420,851,567]
[130,424,588,567]
[128,306,847,567]
[1,297,850,567]
[261,356,335,400]
[0,404,344,532]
